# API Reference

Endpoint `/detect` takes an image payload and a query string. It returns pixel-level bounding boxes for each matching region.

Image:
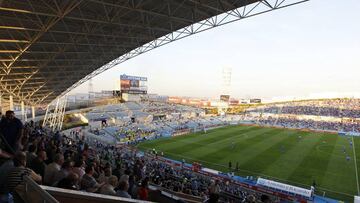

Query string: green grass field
[136,125,360,202]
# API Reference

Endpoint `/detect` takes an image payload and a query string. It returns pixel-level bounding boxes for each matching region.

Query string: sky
[70,0,360,101]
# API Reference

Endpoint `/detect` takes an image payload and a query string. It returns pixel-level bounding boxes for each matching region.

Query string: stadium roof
[0,0,307,106]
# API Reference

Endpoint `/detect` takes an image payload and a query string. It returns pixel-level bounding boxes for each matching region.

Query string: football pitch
[136,125,360,201]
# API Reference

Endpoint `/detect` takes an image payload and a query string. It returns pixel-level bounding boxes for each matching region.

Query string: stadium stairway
[102,126,116,138]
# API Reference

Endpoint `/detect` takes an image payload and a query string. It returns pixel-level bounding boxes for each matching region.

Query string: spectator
[0,155,15,202]
[100,175,118,196]
[43,153,64,185]
[0,111,24,152]
[246,195,257,203]
[119,174,129,183]
[98,166,112,184]
[5,106,286,203]
[208,179,220,203]
[0,147,12,160]
[261,194,271,203]
[26,144,37,167]
[128,175,138,198]
[138,177,149,200]
[0,132,13,160]
[116,180,131,199]
[29,150,47,178]
[7,151,42,192]
[73,158,86,178]
[80,165,105,192]
[53,161,74,186]
[57,172,79,190]
[112,163,122,180]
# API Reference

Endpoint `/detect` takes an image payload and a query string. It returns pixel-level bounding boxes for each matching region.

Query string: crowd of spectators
[248,99,360,118]
[0,110,275,203]
[142,102,202,116]
[244,115,360,133]
[245,99,360,133]
[93,115,227,144]
[256,116,342,131]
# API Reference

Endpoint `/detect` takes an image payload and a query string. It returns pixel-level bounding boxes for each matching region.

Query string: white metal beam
[58,0,309,101]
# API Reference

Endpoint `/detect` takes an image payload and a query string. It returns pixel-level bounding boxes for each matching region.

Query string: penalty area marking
[352,136,360,195]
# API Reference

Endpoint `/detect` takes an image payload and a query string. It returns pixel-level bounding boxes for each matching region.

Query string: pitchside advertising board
[256,178,312,198]
[120,74,147,94]
[339,131,360,137]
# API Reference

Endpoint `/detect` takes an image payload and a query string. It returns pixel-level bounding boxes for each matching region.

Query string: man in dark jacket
[0,111,23,152]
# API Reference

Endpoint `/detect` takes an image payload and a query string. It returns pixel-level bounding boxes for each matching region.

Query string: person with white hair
[100,175,118,196]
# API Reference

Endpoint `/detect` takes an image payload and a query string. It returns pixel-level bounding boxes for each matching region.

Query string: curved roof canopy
[0,0,306,106]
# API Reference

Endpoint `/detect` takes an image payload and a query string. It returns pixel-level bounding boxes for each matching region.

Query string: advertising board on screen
[220,95,230,102]
[250,99,261,103]
[120,74,148,94]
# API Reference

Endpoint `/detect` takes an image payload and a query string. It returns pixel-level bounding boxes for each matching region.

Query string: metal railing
[20,176,59,203]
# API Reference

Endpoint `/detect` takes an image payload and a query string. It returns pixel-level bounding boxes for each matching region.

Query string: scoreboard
[120,74,147,94]
[220,95,230,102]
[250,99,261,103]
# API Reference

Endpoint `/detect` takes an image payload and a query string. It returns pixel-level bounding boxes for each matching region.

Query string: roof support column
[9,95,13,111]
[32,106,35,120]
[0,94,2,115]
[21,101,25,121]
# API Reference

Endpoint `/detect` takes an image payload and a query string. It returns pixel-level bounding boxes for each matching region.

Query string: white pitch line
[352,136,360,195]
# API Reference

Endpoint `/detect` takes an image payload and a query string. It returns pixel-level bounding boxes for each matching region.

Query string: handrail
[41,185,152,203]
[148,184,202,203]
[22,175,59,203]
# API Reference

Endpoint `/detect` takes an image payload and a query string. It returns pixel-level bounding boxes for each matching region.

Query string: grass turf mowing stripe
[159,126,256,153]
[353,136,360,195]
[193,128,283,165]
[186,127,278,159]
[261,132,320,179]
[153,148,356,199]
[287,134,337,185]
[224,129,297,166]
[143,126,265,158]
[178,125,254,144]
[354,137,360,184]
[169,126,260,148]
[320,135,357,197]
[136,125,358,201]
[233,130,300,174]
[285,134,356,200]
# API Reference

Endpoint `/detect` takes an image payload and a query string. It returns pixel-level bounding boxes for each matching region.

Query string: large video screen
[250,99,261,103]
[120,74,147,94]
[220,95,230,102]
